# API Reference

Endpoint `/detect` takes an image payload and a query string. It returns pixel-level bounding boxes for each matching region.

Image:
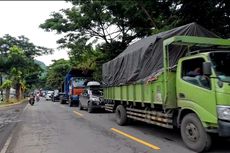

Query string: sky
[0,1,73,66]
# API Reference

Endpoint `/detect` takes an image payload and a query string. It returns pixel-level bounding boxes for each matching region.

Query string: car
[59,93,68,104]
[79,81,104,113]
[51,90,60,102]
[45,90,54,101]
[51,91,67,102]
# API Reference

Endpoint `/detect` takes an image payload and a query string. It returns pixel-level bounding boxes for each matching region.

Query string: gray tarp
[102,23,219,86]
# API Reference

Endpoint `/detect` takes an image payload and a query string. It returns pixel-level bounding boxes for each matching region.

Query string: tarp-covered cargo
[102,22,219,86]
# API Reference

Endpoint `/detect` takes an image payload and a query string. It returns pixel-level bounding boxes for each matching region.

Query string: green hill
[34,60,47,78]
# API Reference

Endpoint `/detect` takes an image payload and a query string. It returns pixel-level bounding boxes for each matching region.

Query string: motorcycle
[35,95,40,102]
[28,95,35,106]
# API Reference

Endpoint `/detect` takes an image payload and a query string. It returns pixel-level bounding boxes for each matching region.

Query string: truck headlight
[217,106,230,121]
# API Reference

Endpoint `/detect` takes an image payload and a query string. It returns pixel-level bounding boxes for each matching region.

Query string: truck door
[177,57,217,123]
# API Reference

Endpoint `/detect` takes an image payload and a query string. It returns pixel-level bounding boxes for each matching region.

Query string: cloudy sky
[0,1,73,66]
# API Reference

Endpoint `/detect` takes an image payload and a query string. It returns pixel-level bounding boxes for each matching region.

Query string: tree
[0,80,12,102]
[40,0,230,50]
[7,46,30,100]
[169,0,230,38]
[0,34,53,58]
[46,59,71,90]
[68,38,104,69]
[40,0,163,79]
[0,34,51,100]
[39,0,159,60]
[40,0,230,80]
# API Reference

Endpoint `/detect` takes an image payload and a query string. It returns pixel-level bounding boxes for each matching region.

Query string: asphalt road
[2,98,230,153]
[0,102,27,152]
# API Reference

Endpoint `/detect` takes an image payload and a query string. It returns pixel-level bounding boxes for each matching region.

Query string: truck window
[210,52,230,83]
[181,58,211,89]
[72,77,85,88]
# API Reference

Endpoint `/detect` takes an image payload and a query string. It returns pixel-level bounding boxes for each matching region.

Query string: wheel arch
[177,108,198,128]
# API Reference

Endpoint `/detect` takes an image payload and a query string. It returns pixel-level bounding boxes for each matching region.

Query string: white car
[45,91,54,101]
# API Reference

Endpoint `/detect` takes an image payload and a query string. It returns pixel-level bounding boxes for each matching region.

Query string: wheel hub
[185,123,199,142]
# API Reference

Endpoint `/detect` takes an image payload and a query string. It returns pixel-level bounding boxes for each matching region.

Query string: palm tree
[0,80,12,103]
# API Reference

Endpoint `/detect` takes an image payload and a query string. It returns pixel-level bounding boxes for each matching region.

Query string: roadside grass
[0,98,27,107]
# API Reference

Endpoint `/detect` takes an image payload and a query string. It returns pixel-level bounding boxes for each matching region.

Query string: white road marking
[22,104,29,113]
[0,133,13,153]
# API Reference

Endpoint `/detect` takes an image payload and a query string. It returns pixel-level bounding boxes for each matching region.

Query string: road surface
[1,98,229,153]
[0,102,27,152]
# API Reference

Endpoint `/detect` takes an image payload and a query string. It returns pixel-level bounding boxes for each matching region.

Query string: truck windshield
[72,77,85,87]
[91,89,102,96]
[89,86,102,96]
[210,52,230,83]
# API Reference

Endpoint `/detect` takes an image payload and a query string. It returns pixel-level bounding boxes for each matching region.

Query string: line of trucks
[58,23,230,153]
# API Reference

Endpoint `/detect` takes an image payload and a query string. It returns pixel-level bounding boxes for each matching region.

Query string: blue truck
[60,68,93,107]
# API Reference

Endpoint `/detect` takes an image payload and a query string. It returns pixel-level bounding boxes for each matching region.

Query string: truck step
[126,107,173,129]
[127,115,173,129]
[127,111,173,123]
[105,104,114,112]
[126,108,172,118]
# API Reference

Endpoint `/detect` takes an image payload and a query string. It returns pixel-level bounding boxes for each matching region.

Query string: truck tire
[88,101,93,113]
[69,100,73,107]
[181,113,211,153]
[79,102,83,110]
[76,100,79,107]
[115,105,127,126]
[60,100,65,104]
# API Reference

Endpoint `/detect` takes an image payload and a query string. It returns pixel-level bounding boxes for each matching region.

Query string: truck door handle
[179,93,185,98]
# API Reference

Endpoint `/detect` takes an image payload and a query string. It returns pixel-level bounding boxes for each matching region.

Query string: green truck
[103,23,230,152]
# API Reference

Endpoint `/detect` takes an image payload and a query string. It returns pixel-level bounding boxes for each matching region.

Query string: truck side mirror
[203,62,212,76]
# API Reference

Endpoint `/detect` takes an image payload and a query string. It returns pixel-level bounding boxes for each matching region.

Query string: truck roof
[65,68,93,78]
[87,81,100,87]
[103,22,219,86]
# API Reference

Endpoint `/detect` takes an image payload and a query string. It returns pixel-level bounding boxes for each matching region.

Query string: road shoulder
[0,102,28,153]
[0,99,27,109]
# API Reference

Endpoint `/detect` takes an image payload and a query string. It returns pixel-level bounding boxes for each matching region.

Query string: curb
[0,99,27,108]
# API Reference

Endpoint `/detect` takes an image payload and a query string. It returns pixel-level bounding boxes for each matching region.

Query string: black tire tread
[115,105,127,126]
[181,113,212,153]
[88,101,93,113]
[79,102,83,110]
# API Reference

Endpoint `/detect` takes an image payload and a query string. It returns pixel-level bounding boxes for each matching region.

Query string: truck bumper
[218,120,230,137]
[91,101,105,109]
[91,105,104,109]
[72,96,79,101]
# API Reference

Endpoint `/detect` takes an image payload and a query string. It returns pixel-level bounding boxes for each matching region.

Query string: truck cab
[61,68,93,107]
[162,36,230,152]
[177,51,230,136]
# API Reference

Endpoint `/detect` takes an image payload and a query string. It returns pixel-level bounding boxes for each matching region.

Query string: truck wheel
[88,101,93,113]
[181,113,211,153]
[115,105,127,126]
[79,102,83,110]
[76,100,79,107]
